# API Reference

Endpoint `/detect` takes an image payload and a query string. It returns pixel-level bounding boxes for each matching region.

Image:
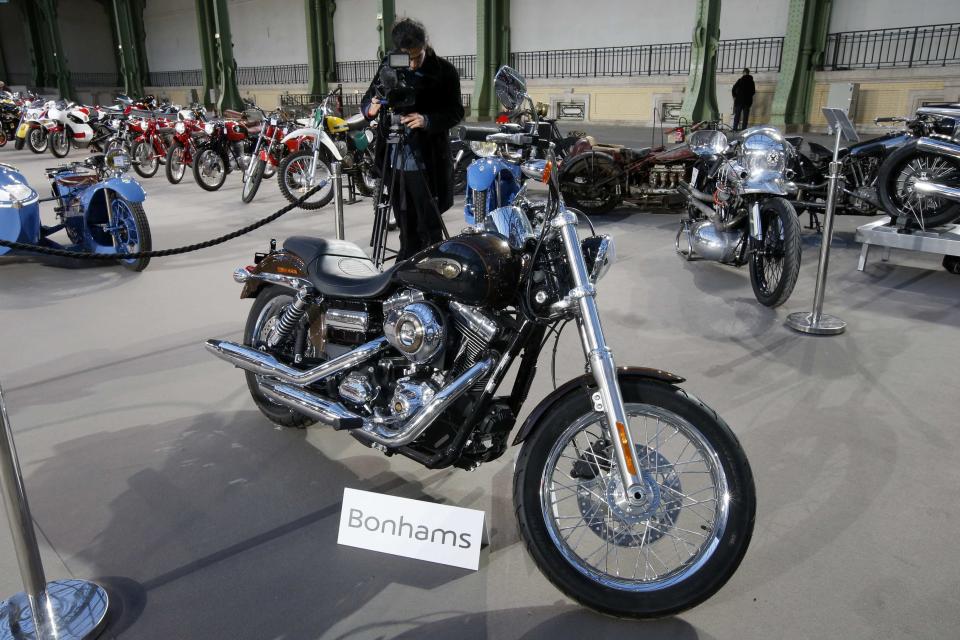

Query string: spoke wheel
[50,130,70,158]
[748,197,801,307]
[100,198,152,271]
[192,148,227,191]
[28,128,48,153]
[278,149,334,210]
[560,152,623,214]
[879,141,960,229]
[165,143,186,184]
[133,140,159,178]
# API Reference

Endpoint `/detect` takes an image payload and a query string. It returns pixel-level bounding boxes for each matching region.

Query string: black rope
[0,184,324,261]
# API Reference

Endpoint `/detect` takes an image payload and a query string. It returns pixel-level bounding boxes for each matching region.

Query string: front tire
[278,149,334,210]
[165,142,187,184]
[749,197,802,307]
[105,198,152,272]
[243,286,318,428]
[241,156,266,204]
[27,128,48,154]
[133,140,160,178]
[14,135,25,151]
[513,377,755,618]
[192,147,227,191]
[50,129,70,158]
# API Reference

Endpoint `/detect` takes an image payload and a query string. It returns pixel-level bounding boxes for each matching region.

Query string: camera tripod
[369,116,449,269]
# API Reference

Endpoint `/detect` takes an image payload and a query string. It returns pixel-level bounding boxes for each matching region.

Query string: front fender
[79,175,146,211]
[280,127,341,160]
[466,157,504,191]
[511,366,686,445]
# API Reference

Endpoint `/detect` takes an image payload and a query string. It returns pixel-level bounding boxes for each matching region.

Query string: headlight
[581,234,616,283]
[204,122,215,136]
[0,182,37,208]
[740,130,787,177]
[470,140,498,157]
[174,122,186,134]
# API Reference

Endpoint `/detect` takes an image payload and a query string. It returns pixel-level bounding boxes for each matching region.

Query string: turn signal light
[541,160,553,184]
[615,421,638,475]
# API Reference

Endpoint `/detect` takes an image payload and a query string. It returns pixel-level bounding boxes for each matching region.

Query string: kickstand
[807,210,822,233]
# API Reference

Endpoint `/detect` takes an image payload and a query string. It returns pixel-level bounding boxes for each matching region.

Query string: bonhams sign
[337,487,486,570]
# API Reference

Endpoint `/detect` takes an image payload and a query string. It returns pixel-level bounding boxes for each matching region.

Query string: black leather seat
[626,147,651,159]
[283,236,396,298]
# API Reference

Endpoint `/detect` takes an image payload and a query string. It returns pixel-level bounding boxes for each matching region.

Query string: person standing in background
[732,68,755,131]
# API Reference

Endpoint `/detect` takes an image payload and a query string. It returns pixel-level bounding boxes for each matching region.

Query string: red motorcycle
[164,106,209,184]
[560,120,727,214]
[241,108,298,203]
[192,111,259,192]
[129,112,176,179]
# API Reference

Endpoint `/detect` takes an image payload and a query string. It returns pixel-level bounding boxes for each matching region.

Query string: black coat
[732,74,756,106]
[361,50,464,213]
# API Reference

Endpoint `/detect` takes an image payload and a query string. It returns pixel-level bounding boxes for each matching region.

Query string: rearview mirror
[495,66,527,113]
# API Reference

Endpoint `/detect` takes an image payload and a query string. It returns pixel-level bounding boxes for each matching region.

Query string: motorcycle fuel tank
[394,233,521,308]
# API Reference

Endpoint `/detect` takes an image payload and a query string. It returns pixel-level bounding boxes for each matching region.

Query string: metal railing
[6,73,33,87]
[510,42,693,78]
[238,63,308,86]
[335,59,380,84]
[72,72,120,87]
[717,37,783,73]
[447,54,476,79]
[148,69,202,86]
[823,22,960,69]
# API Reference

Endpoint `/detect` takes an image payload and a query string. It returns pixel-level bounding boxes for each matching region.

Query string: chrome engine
[383,294,447,365]
[683,219,743,263]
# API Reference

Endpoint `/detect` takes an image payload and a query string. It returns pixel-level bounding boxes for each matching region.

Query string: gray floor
[0,140,958,640]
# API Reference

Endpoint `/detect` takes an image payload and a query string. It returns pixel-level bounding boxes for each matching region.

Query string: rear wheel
[133,140,159,178]
[560,152,624,215]
[243,286,318,428]
[192,147,227,191]
[878,141,960,229]
[241,156,266,204]
[0,130,7,147]
[165,142,187,184]
[944,255,960,274]
[278,149,334,210]
[27,128,48,154]
[749,197,802,307]
[513,377,755,618]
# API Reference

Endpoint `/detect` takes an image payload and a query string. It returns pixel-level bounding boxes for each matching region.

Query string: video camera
[377,52,417,111]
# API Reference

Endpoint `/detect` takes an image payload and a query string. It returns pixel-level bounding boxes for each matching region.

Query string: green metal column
[196,0,217,108]
[472,0,510,121]
[0,31,8,83]
[376,0,395,60]
[130,0,150,83]
[680,0,720,122]
[770,0,832,129]
[112,0,146,97]
[210,0,244,112]
[306,0,337,96]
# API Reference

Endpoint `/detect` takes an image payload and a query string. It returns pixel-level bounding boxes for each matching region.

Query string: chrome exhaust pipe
[916,136,960,161]
[257,357,495,448]
[205,336,389,386]
[914,179,960,202]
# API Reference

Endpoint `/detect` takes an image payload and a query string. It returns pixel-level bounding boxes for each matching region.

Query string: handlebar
[458,125,501,142]
[487,132,534,145]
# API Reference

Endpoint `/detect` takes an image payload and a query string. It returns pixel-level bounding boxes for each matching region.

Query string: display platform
[856,216,960,270]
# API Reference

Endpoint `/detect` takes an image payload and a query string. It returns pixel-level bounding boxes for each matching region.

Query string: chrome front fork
[553,209,646,499]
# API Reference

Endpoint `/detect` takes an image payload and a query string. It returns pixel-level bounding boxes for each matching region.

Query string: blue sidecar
[0,152,152,271]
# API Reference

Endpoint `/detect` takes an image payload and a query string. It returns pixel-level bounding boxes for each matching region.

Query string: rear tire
[513,376,755,618]
[560,152,623,215]
[0,130,7,147]
[877,140,960,229]
[749,197,802,307]
[278,149,334,210]
[243,286,318,429]
[944,255,960,274]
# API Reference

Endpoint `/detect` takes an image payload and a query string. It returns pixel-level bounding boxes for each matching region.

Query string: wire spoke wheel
[540,405,728,590]
[893,155,959,228]
[278,150,333,210]
[560,153,622,214]
[748,197,801,307]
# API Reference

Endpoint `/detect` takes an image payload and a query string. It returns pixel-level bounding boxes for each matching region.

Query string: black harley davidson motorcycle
[205,67,755,618]
[788,103,960,230]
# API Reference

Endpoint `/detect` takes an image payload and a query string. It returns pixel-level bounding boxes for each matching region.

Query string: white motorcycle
[42,100,95,159]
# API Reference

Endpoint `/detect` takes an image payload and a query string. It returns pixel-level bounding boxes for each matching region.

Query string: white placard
[337,487,485,570]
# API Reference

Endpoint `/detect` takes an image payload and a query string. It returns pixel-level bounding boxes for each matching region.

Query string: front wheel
[749,197,802,307]
[513,377,755,618]
[278,149,334,210]
[50,129,71,158]
[241,156,266,204]
[103,198,152,272]
[0,130,7,147]
[877,141,960,229]
[560,152,624,215]
[14,134,25,151]
[192,147,227,191]
[133,140,160,178]
[28,128,48,154]
[165,142,187,184]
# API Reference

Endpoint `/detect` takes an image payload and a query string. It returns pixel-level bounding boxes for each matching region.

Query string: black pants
[395,170,444,260]
[733,102,751,131]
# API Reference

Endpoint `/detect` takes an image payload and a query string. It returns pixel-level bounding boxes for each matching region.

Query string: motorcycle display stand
[786,108,857,336]
[0,384,110,640]
[855,217,960,271]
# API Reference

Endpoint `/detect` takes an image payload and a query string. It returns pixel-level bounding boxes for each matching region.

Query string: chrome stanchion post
[332,162,345,240]
[786,108,856,336]
[0,383,110,640]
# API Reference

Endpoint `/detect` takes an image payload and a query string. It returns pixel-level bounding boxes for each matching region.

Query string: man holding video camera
[361,18,465,260]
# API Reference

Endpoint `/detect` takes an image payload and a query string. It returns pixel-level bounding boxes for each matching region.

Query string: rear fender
[239,250,310,298]
[511,367,686,445]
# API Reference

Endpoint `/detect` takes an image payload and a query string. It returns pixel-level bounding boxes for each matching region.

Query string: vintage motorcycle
[677,126,802,307]
[164,105,208,184]
[43,100,96,159]
[205,66,755,618]
[0,92,22,148]
[789,104,960,231]
[277,90,376,210]
[559,121,721,215]
[192,111,257,192]
[0,150,151,271]
[240,107,297,204]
